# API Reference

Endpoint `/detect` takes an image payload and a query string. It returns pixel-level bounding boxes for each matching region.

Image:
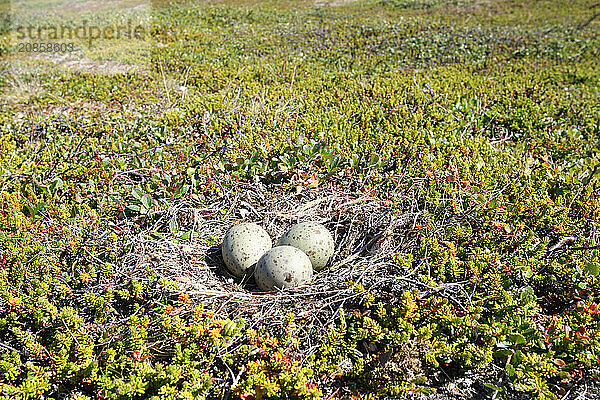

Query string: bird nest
[119,180,429,348]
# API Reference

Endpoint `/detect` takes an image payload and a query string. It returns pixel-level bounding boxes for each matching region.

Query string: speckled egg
[276,222,334,271]
[254,246,313,291]
[222,223,272,278]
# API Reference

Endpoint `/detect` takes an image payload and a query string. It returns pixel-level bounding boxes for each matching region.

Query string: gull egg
[254,246,313,291]
[222,223,272,277]
[277,222,334,271]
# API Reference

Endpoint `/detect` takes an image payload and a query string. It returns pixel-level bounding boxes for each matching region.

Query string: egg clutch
[221,222,335,291]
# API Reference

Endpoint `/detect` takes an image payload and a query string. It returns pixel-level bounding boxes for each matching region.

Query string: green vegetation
[1,0,600,398]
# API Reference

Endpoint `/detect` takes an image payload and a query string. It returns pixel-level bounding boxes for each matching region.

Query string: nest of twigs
[118,179,452,350]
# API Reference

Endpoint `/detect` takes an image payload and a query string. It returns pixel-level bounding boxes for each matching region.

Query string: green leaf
[584,262,599,277]
[508,333,526,345]
[132,186,144,201]
[483,383,505,394]
[35,202,46,213]
[520,286,535,301]
[513,350,524,363]
[369,154,380,166]
[494,349,514,358]
[169,219,179,235]
[180,230,198,240]
[141,194,153,210]
[174,184,190,199]
[49,178,63,194]
[506,364,516,377]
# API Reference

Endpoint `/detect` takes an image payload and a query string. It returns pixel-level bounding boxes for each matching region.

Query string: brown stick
[566,244,600,251]
[578,11,600,29]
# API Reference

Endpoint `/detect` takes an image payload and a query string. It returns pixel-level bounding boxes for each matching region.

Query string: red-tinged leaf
[575,326,590,340]
[132,350,142,361]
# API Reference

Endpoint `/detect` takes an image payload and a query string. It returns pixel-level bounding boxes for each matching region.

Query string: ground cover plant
[0,0,600,398]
